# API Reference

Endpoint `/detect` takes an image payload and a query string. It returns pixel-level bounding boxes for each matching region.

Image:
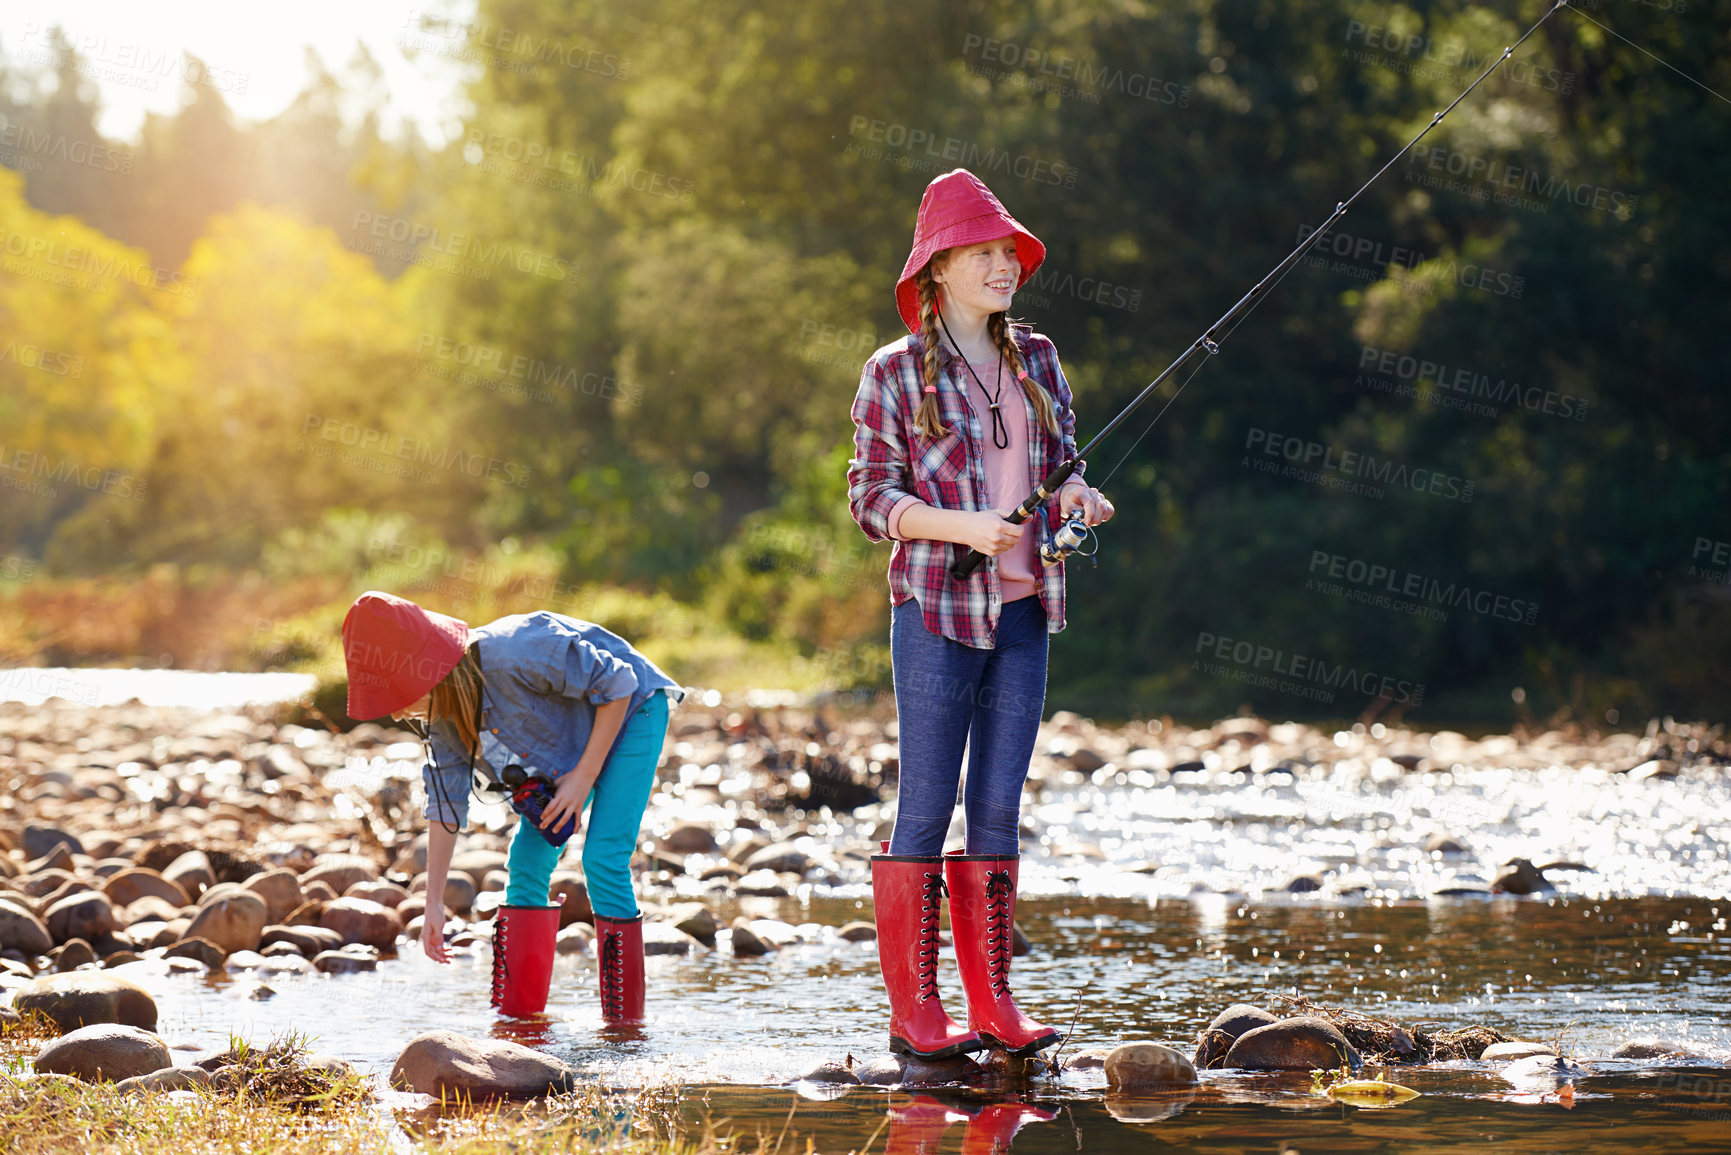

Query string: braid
[914,265,949,439]
[989,311,1060,436]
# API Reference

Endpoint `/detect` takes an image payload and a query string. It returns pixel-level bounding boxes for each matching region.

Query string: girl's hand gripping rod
[949,0,1570,584]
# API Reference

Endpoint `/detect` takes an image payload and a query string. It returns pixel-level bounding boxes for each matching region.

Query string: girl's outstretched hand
[1060,484,1115,527]
[421,903,449,964]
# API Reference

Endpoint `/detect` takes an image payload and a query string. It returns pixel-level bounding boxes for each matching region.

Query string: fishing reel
[1040,513,1099,567]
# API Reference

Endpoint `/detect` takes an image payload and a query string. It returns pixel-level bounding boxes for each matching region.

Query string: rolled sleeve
[848,361,914,544]
[422,728,471,829]
[886,494,924,541]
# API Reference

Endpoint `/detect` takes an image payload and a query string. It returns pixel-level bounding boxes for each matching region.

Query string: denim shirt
[420,612,683,828]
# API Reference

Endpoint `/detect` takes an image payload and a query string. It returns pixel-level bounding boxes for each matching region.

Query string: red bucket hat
[340,591,470,719]
[894,168,1046,336]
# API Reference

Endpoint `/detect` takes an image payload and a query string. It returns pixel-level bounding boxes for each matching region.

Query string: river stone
[1480,1040,1558,1062]
[52,938,97,971]
[642,921,703,956]
[390,1030,575,1100]
[448,850,508,889]
[301,881,339,904]
[162,851,216,900]
[13,971,158,1031]
[549,873,589,926]
[662,824,719,854]
[242,869,303,924]
[1104,1042,1198,1091]
[136,920,185,950]
[1063,1048,1111,1070]
[102,869,189,910]
[735,869,790,897]
[260,924,343,956]
[321,897,402,948]
[1224,1017,1361,1072]
[19,868,75,898]
[1611,1038,1706,1060]
[743,842,811,874]
[122,895,185,927]
[801,1059,860,1084]
[184,890,268,953]
[1503,1054,1584,1082]
[28,842,77,875]
[116,1064,213,1094]
[479,868,510,893]
[304,853,382,894]
[163,937,228,970]
[1194,1003,1279,1068]
[855,1053,980,1086]
[101,950,141,968]
[665,903,718,946]
[345,880,409,909]
[0,903,53,956]
[837,921,877,942]
[556,923,593,954]
[23,823,82,860]
[729,917,774,956]
[313,949,378,975]
[34,1024,170,1082]
[45,892,116,945]
[283,899,328,926]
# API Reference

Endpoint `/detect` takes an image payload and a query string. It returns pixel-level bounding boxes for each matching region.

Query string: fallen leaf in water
[1327,1080,1421,1107]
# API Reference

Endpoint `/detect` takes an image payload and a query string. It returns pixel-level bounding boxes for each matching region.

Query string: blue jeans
[888,597,1048,857]
[505,689,669,918]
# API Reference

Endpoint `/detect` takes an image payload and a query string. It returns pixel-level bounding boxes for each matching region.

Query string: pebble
[184,892,268,953]
[0,903,54,956]
[45,891,116,945]
[320,897,403,948]
[1194,1003,1278,1069]
[101,868,190,909]
[313,949,378,975]
[641,921,704,956]
[837,921,877,942]
[1223,1016,1362,1072]
[800,1059,860,1084]
[390,1029,575,1099]
[12,971,158,1032]
[115,1064,214,1094]
[729,917,774,957]
[163,936,229,970]
[1104,1042,1198,1090]
[33,1023,171,1082]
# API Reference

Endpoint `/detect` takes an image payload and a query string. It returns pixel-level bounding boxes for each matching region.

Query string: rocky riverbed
[1,694,1728,1122]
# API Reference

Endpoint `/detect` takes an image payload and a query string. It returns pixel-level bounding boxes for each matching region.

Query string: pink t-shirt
[887,353,1040,604]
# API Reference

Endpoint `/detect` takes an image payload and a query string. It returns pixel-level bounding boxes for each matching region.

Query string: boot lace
[984,869,1014,998]
[599,925,625,1019]
[916,870,945,1002]
[490,913,509,1008]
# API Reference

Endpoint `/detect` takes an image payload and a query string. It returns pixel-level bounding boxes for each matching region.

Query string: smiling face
[932,236,1021,319]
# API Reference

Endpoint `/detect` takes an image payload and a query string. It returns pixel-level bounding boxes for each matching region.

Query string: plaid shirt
[848,323,1084,650]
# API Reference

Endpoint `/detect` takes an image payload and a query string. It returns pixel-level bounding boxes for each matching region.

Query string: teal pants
[504,689,668,918]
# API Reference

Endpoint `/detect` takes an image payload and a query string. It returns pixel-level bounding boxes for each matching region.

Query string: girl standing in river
[341,591,681,1023]
[847,168,1114,1059]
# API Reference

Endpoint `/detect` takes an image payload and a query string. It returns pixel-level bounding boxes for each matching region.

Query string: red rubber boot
[944,853,1058,1056]
[594,913,646,1023]
[871,844,984,1060]
[490,904,560,1017]
[960,1102,1057,1155]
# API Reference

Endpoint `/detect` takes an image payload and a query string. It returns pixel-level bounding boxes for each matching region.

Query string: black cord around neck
[936,304,1010,450]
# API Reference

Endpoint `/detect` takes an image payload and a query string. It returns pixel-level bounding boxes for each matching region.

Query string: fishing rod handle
[949,458,1079,581]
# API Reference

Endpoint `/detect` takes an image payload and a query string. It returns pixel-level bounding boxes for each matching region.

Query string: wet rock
[313,948,378,975]
[27,843,76,874]
[1479,1040,1557,1062]
[390,1029,575,1099]
[729,917,774,957]
[735,869,790,897]
[284,899,328,926]
[549,872,589,926]
[448,850,508,889]
[1423,833,1467,855]
[1611,1038,1708,1060]
[224,950,269,971]
[1492,858,1554,895]
[556,924,593,955]
[120,895,184,927]
[0,904,53,956]
[45,892,116,945]
[1103,1090,1194,1125]
[116,1064,213,1094]
[642,922,704,956]
[1502,1054,1584,1083]
[51,938,97,971]
[33,1023,170,1082]
[302,853,380,896]
[855,1053,980,1086]
[743,842,811,874]
[320,897,403,948]
[19,869,75,898]
[13,971,158,1031]
[0,1007,20,1030]
[1283,875,1323,893]
[101,869,190,910]
[1063,1048,1110,1070]
[662,824,719,854]
[346,880,409,909]
[128,921,179,950]
[1223,1016,1361,1072]
[701,864,744,882]
[1625,759,1679,781]
[260,924,343,956]
[801,1059,860,1084]
[241,868,303,924]
[1193,1004,1278,1069]
[23,823,82,861]
[258,954,314,976]
[665,903,718,946]
[837,921,877,942]
[480,869,510,893]
[162,851,215,900]
[301,881,339,904]
[163,937,228,970]
[184,890,268,953]
[1104,1042,1198,1091]
[101,950,141,968]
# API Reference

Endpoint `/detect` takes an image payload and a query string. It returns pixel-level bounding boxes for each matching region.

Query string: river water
[9,669,1731,1150]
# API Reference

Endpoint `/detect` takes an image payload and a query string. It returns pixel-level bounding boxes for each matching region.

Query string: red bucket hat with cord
[340,591,470,719]
[894,168,1046,337]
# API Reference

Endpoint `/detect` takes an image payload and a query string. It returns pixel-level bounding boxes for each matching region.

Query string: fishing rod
[951,0,1574,581]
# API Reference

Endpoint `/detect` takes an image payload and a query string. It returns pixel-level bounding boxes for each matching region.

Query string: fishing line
[1564,3,1731,107]
[951,0,1578,580]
